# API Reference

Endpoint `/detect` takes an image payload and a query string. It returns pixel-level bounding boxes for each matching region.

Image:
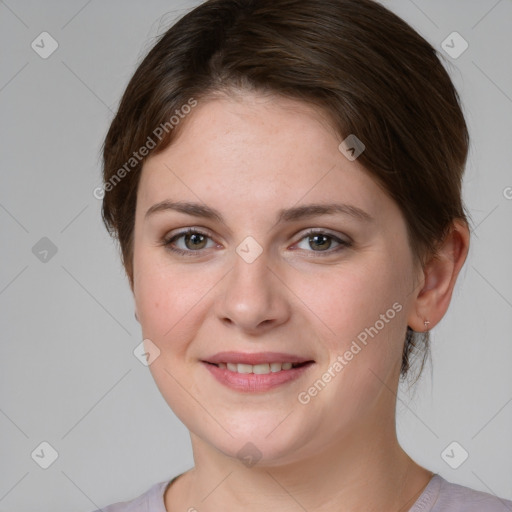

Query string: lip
[203,351,313,365]
[201,353,315,392]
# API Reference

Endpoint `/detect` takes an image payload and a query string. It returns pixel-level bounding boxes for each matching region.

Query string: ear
[407,219,470,332]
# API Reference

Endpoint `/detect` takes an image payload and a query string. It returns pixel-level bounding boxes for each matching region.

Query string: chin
[193,414,318,467]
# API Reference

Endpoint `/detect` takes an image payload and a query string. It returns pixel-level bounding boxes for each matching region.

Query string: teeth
[270,362,282,372]
[253,363,270,374]
[220,362,299,374]
[237,363,252,374]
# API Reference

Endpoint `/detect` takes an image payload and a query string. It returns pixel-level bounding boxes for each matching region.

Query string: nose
[214,248,292,335]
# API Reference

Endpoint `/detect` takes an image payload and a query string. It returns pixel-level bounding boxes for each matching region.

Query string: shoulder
[88,479,170,512]
[426,474,512,511]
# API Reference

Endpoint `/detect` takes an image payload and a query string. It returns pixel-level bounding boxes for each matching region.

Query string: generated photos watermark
[93,98,198,200]
[298,302,403,404]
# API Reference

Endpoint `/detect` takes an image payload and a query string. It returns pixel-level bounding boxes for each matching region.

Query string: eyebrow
[144,200,373,224]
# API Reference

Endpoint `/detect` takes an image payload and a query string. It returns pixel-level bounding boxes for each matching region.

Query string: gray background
[1,0,511,510]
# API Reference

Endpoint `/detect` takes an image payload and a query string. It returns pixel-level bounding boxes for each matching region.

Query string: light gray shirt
[91,473,512,511]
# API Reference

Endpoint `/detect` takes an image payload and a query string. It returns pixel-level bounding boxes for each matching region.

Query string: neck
[165,413,433,512]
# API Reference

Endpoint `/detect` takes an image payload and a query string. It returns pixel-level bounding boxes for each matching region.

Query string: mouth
[201,352,315,392]
[203,360,312,374]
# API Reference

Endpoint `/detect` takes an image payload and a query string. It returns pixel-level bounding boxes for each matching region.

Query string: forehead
[136,93,392,224]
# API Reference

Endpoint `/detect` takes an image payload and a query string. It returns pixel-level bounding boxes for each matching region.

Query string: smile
[211,361,308,374]
[202,360,315,392]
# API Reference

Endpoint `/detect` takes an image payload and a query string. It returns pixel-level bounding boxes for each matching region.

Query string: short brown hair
[101,0,470,382]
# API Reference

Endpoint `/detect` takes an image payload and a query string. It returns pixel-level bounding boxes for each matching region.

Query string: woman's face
[132,92,422,465]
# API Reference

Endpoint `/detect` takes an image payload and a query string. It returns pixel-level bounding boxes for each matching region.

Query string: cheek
[299,254,411,408]
[295,262,409,428]
[304,260,407,344]
[134,248,207,330]
[134,248,199,344]
[133,249,227,372]
[133,253,211,420]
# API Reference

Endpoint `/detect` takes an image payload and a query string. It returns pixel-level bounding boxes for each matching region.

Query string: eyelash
[161,228,352,257]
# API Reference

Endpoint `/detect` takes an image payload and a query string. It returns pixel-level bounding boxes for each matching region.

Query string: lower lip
[202,362,314,392]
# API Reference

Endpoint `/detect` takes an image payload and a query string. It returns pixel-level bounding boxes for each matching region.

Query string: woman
[94,0,512,510]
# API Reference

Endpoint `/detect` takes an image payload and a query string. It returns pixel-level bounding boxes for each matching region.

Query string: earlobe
[407,219,470,332]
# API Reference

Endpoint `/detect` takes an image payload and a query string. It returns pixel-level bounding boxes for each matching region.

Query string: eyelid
[164,226,213,239]
[293,227,351,244]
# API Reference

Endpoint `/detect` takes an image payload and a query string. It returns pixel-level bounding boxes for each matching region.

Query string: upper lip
[203,351,314,365]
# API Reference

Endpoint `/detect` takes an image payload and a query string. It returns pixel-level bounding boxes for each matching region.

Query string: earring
[424,320,430,331]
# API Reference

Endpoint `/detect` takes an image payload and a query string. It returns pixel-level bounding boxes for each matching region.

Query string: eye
[162,228,217,256]
[294,229,351,254]
[161,228,351,257]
